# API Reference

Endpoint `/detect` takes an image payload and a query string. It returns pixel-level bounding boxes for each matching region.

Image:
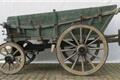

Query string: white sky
[0,0,120,2]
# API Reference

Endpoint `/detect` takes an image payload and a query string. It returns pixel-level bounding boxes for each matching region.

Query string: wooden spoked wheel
[56,24,108,75]
[0,42,25,74]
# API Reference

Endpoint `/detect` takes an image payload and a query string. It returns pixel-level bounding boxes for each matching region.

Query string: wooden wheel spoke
[84,29,92,44]
[65,46,75,49]
[81,56,84,72]
[10,63,15,69]
[87,52,100,59]
[88,45,98,48]
[0,51,7,56]
[88,47,103,50]
[15,57,21,65]
[4,47,9,54]
[1,62,7,68]
[64,51,77,62]
[63,40,77,47]
[13,50,19,55]
[86,56,95,69]
[80,27,83,44]
[60,48,76,52]
[71,55,79,69]
[87,37,100,46]
[8,63,11,71]
[70,31,79,45]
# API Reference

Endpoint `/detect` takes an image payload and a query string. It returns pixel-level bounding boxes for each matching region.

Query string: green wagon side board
[6,5,117,41]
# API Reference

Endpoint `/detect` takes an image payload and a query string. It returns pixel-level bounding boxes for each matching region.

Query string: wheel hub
[5,54,14,63]
[77,45,88,56]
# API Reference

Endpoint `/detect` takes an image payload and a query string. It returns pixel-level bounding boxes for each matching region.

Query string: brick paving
[0,63,120,80]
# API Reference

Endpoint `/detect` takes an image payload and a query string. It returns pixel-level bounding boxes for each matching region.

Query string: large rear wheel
[56,24,108,75]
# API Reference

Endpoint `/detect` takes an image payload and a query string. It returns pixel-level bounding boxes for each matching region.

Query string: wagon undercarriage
[0,5,120,75]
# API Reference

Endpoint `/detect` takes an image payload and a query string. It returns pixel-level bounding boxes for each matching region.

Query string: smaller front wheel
[0,42,25,74]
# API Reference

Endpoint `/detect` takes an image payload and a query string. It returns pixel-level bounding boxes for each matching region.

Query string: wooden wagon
[0,5,120,75]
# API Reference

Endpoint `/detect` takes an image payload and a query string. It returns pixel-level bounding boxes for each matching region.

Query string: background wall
[0,0,120,63]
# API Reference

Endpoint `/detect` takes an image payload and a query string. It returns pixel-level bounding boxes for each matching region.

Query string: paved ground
[0,63,120,80]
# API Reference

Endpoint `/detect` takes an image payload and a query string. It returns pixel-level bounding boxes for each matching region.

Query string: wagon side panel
[57,5,117,36]
[6,5,117,41]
